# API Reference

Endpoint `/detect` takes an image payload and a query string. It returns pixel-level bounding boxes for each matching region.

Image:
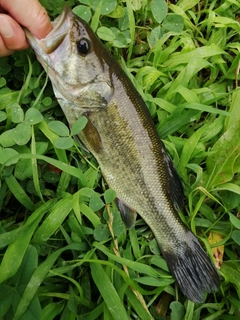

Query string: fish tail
[161,231,220,303]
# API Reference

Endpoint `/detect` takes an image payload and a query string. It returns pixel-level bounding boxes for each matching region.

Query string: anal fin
[115,198,137,229]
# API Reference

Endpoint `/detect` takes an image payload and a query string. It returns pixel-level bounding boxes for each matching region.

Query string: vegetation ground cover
[0,0,240,319]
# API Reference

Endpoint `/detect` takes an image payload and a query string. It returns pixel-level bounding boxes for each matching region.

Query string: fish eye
[76,38,91,55]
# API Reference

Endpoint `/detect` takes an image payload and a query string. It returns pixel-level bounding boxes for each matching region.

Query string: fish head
[25,7,113,115]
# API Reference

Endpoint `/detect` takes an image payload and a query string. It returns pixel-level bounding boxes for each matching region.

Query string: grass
[0,0,240,319]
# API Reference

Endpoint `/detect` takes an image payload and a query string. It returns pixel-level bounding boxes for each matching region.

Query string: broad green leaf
[229,212,240,230]
[24,108,43,125]
[170,301,185,320]
[148,26,165,48]
[9,103,24,123]
[41,96,52,106]
[213,183,240,196]
[205,121,240,188]
[0,111,7,122]
[78,187,97,198]
[36,141,48,154]
[13,122,31,145]
[162,14,184,32]
[100,0,117,15]
[97,27,115,41]
[112,211,125,237]
[150,0,167,23]
[0,77,6,87]
[38,120,69,163]
[80,0,117,15]
[232,230,240,246]
[93,224,110,241]
[54,137,74,149]
[89,195,105,211]
[104,189,116,204]
[14,159,32,180]
[0,90,19,110]
[221,261,240,293]
[107,5,124,18]
[0,148,18,165]
[73,5,92,23]
[71,116,88,136]
[48,120,69,136]
[225,88,240,129]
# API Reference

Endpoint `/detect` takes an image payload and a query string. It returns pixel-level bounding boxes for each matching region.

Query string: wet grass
[0,0,240,319]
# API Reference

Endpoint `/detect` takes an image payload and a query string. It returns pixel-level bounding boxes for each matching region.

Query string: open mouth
[25,7,73,63]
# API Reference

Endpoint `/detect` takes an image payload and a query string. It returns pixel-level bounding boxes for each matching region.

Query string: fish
[25,7,220,303]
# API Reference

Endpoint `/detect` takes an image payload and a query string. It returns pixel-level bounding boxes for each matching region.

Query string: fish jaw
[25,7,73,74]
[25,7,113,117]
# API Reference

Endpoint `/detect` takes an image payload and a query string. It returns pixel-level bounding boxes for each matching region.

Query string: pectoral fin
[81,113,102,153]
[115,198,137,229]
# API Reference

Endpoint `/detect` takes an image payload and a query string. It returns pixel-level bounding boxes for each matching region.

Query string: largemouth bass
[25,7,220,302]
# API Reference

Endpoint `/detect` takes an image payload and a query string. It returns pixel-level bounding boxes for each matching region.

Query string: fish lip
[25,6,73,67]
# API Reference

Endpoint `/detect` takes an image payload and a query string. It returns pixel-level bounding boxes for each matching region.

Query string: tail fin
[162,231,220,303]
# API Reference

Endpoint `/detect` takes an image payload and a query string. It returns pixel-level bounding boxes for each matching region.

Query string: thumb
[0,0,52,39]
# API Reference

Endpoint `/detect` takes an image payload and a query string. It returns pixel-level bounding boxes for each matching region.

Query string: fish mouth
[25,6,74,69]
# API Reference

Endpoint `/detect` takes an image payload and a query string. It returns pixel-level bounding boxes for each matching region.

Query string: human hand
[0,0,52,57]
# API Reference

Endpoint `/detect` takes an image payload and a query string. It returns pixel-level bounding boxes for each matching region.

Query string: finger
[0,35,14,56]
[0,6,6,13]
[0,0,52,39]
[0,14,29,57]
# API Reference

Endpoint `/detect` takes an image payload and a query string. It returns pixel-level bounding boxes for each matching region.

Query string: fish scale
[25,7,220,303]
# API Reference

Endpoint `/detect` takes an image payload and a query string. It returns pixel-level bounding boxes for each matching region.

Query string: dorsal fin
[115,197,137,229]
[162,147,184,212]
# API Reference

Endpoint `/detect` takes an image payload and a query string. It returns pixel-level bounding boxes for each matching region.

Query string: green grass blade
[0,201,51,283]
[94,242,163,278]
[32,195,73,244]
[4,175,35,211]
[90,262,129,320]
[13,243,82,320]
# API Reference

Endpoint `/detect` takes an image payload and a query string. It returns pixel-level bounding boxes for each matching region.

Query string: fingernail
[0,17,14,38]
